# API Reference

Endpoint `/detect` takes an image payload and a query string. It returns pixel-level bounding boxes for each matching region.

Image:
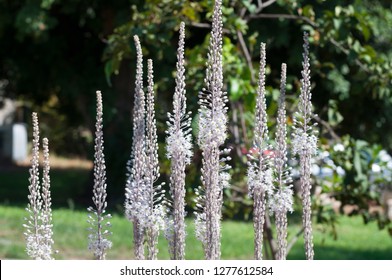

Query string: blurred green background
[0,0,392,259]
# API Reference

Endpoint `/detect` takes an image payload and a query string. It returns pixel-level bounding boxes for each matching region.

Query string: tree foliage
[1,0,391,234]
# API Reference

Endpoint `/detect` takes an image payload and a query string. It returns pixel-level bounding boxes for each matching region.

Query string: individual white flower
[379,150,392,162]
[333,143,345,152]
[336,166,345,176]
[372,163,381,173]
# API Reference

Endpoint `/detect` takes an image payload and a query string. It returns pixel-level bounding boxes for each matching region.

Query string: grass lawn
[0,205,391,260]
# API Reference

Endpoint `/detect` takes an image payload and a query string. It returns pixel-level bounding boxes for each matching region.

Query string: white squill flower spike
[270,63,293,260]
[247,42,273,260]
[165,22,193,260]
[24,113,55,260]
[124,35,147,260]
[292,32,318,260]
[195,0,230,260]
[145,59,167,260]
[87,91,112,260]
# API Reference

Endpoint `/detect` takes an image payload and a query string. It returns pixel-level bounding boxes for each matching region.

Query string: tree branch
[237,30,256,84]
[188,21,230,34]
[231,102,243,160]
[246,13,317,27]
[329,38,369,73]
[238,102,249,144]
[313,114,341,141]
[255,0,278,13]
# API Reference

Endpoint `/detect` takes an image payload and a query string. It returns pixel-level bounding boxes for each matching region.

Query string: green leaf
[359,22,371,41]
[302,5,315,18]
[335,6,342,16]
[328,100,344,126]
[333,18,342,30]
[241,0,257,14]
[104,61,113,87]
[229,78,241,101]
[182,5,197,21]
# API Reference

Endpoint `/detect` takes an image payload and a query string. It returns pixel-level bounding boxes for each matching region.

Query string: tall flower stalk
[195,0,230,260]
[125,35,147,260]
[24,112,42,259]
[247,42,273,260]
[41,137,54,259]
[270,64,293,260]
[24,112,54,260]
[165,22,192,260]
[87,91,112,260]
[144,59,166,260]
[292,32,318,260]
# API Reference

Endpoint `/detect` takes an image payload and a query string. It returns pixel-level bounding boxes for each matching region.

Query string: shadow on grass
[0,165,91,209]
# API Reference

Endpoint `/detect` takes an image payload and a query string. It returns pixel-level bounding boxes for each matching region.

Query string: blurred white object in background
[1,123,27,162]
[0,98,16,126]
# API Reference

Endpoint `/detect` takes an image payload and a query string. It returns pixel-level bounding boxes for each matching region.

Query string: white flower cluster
[292,131,318,156]
[246,42,273,260]
[166,22,193,164]
[165,22,193,260]
[139,182,167,233]
[87,231,112,260]
[194,211,207,246]
[193,185,207,245]
[269,186,294,214]
[144,59,168,259]
[125,35,148,260]
[269,63,294,215]
[24,113,55,260]
[150,204,167,232]
[87,91,112,260]
[166,129,192,162]
[195,0,230,260]
[247,165,273,197]
[269,62,294,260]
[292,32,317,260]
[163,214,175,242]
[292,32,318,158]
[219,171,231,190]
[247,42,272,197]
[197,0,228,150]
[40,138,54,257]
[25,234,52,260]
[198,104,228,149]
[87,209,112,259]
[125,39,170,259]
